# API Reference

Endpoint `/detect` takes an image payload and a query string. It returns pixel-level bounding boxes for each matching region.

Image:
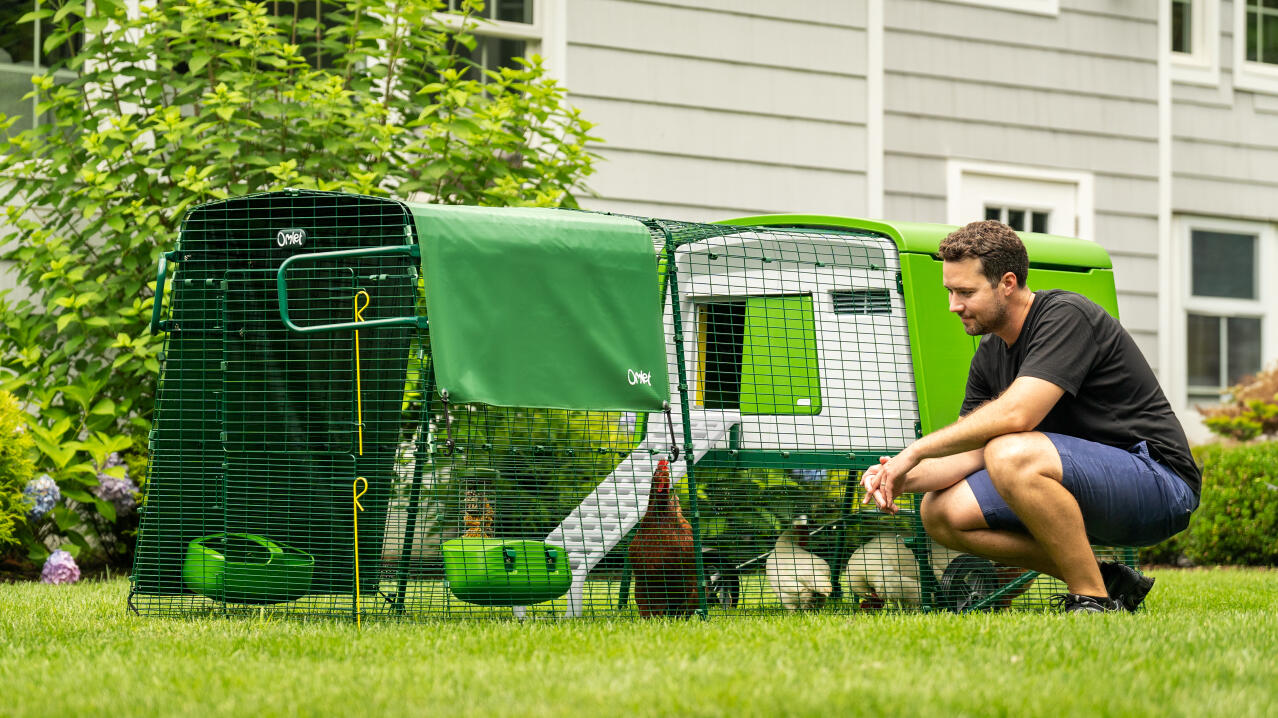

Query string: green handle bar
[149,251,180,335]
[276,244,425,334]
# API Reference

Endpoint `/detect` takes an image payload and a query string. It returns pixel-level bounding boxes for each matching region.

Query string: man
[861,220,1200,613]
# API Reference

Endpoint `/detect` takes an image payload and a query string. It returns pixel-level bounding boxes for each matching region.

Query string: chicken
[766,517,833,610]
[845,534,1030,611]
[844,533,926,609]
[462,487,495,539]
[628,459,699,618]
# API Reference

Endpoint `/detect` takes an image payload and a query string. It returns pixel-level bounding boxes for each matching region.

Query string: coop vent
[831,289,891,315]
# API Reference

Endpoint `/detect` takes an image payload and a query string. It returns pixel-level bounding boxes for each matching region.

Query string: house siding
[567,0,869,219]
[880,0,1162,366]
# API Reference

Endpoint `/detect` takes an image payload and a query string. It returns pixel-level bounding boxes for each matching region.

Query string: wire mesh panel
[132,193,1135,622]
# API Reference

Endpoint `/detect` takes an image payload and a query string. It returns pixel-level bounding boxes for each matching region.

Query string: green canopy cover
[411,204,669,411]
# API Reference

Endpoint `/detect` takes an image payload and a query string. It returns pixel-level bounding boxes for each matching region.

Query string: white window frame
[946,160,1095,241]
[1170,0,1220,87]
[1170,216,1278,416]
[432,0,565,81]
[940,0,1059,17]
[1234,0,1278,94]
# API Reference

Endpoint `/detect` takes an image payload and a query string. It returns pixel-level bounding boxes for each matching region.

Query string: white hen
[766,519,833,610]
[844,534,963,609]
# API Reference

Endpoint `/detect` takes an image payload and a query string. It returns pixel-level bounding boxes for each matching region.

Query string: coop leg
[563,574,588,618]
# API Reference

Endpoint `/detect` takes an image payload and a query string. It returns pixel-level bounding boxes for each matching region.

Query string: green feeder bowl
[442,538,572,606]
[183,533,314,604]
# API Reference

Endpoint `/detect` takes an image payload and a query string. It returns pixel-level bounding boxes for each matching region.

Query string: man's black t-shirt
[961,289,1201,496]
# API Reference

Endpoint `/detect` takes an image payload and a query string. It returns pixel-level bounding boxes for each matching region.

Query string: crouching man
[862,220,1200,613]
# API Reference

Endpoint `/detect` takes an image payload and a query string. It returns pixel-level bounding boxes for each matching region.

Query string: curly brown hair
[937,220,1029,288]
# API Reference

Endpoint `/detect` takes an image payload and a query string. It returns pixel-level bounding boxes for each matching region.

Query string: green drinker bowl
[183,533,314,604]
[442,538,572,606]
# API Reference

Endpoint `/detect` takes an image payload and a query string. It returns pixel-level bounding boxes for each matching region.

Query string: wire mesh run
[130,191,1135,622]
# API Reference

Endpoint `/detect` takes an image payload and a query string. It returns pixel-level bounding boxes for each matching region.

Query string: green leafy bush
[0,0,596,568]
[1140,441,1278,566]
[0,391,36,548]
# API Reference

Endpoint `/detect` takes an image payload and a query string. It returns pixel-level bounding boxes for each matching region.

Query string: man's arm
[863,376,1065,512]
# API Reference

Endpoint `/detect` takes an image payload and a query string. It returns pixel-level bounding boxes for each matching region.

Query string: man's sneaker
[1050,593,1122,613]
[1099,561,1155,613]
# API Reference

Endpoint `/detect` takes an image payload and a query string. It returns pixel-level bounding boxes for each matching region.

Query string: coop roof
[717,215,1113,270]
[409,203,669,412]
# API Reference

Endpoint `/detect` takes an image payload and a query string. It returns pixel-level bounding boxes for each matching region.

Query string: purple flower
[93,455,138,515]
[40,550,80,584]
[23,474,60,519]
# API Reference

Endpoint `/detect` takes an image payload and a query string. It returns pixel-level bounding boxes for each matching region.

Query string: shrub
[0,391,36,548]
[1140,441,1278,566]
[0,0,596,569]
[1197,363,1278,441]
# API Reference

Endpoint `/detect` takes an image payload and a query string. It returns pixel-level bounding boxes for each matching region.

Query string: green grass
[2,568,1276,717]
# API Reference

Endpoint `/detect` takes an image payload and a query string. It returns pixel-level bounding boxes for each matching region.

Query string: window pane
[1007,209,1025,230]
[463,35,527,80]
[1227,316,1262,385]
[1249,7,1261,61]
[1186,313,1222,388]
[1265,13,1278,63]
[1172,0,1192,54]
[496,0,533,23]
[984,206,1001,221]
[0,69,33,134]
[0,2,35,65]
[1031,211,1048,234]
[1191,230,1256,299]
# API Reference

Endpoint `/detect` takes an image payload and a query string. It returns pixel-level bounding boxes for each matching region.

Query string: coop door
[699,295,821,415]
[221,268,361,594]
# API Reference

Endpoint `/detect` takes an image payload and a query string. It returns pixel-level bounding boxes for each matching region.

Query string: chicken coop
[130,189,1136,622]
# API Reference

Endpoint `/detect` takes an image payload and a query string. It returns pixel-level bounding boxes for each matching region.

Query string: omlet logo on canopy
[276,228,307,247]
[627,369,652,386]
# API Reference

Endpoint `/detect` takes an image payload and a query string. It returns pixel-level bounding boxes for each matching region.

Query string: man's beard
[964,300,1009,336]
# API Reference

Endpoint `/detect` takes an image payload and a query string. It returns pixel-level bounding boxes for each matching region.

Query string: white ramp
[533,409,739,618]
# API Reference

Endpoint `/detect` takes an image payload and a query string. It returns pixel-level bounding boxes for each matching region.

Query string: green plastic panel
[411,204,669,411]
[718,214,1113,270]
[740,295,822,415]
[899,253,979,435]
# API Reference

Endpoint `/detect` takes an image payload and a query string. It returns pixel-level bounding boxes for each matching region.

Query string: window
[983,206,1049,234]
[1170,1,1220,86]
[0,1,79,133]
[439,0,540,81]
[947,161,1094,240]
[1245,0,1278,64]
[697,296,821,415]
[1177,219,1277,407]
[1172,0,1194,54]
[1234,0,1278,92]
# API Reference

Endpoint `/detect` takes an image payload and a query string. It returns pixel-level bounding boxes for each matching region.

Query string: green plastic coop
[129,189,1134,621]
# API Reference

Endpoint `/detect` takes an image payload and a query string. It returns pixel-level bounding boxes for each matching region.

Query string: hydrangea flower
[23,474,60,519]
[40,550,80,584]
[92,454,138,515]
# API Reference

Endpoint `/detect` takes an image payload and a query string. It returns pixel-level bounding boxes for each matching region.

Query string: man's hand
[860,450,921,514]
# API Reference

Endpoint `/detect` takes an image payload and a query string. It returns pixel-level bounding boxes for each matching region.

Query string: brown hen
[628,459,699,618]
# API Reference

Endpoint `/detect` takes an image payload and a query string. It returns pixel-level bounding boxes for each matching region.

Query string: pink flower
[40,550,81,585]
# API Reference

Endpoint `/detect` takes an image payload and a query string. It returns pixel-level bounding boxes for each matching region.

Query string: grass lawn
[2,568,1275,718]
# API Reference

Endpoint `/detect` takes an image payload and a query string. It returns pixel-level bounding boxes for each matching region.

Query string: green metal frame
[276,245,427,334]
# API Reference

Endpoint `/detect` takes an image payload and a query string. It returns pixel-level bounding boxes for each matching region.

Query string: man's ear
[1000,271,1019,295]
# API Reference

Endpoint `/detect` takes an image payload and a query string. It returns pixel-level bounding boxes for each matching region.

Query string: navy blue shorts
[966,432,1199,547]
